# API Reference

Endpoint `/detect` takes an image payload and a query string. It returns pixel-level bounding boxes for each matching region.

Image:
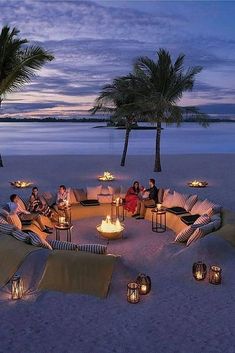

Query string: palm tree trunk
[120,124,131,167]
[154,122,162,172]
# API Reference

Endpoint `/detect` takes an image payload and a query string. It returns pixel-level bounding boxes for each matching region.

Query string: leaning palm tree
[91,76,141,166]
[133,49,208,172]
[0,25,54,164]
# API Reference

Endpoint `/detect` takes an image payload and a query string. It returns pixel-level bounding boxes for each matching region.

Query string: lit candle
[209,265,222,285]
[116,197,120,206]
[141,284,147,294]
[59,216,65,225]
[195,271,203,280]
[156,203,162,211]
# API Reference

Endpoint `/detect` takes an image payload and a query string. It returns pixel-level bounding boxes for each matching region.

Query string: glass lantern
[136,273,151,295]
[12,274,24,300]
[209,265,222,285]
[127,282,140,303]
[192,261,207,281]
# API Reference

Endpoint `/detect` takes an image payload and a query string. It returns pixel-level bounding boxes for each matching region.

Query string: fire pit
[98,171,115,181]
[10,180,33,188]
[96,215,124,240]
[187,180,208,188]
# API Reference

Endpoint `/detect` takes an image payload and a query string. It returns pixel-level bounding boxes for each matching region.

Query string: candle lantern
[58,216,66,226]
[156,203,162,211]
[209,265,222,285]
[136,273,151,295]
[127,282,140,303]
[11,274,24,300]
[192,261,207,281]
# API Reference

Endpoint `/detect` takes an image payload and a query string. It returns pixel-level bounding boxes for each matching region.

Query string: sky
[0,0,235,118]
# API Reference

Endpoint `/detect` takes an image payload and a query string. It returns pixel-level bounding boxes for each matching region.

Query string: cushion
[184,194,198,212]
[42,192,56,207]
[11,229,28,242]
[107,185,121,195]
[16,196,27,211]
[163,188,171,201]
[87,185,102,200]
[0,208,10,220]
[157,188,164,203]
[73,188,87,202]
[186,222,215,246]
[175,225,195,243]
[0,216,8,224]
[172,191,189,208]
[190,200,205,215]
[191,214,211,229]
[97,194,113,204]
[166,207,187,215]
[48,239,77,251]
[191,199,221,216]
[211,213,221,231]
[162,193,175,208]
[27,231,52,250]
[77,244,107,255]
[0,223,16,235]
[80,200,100,207]
[69,189,78,205]
[181,214,200,225]
[7,213,22,230]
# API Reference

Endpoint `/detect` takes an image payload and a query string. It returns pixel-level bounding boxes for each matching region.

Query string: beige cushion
[162,193,175,208]
[73,188,87,202]
[0,208,10,220]
[184,194,198,212]
[211,213,221,230]
[186,222,215,246]
[163,189,171,201]
[172,191,189,208]
[87,185,102,200]
[69,189,78,205]
[175,225,195,243]
[42,192,56,206]
[7,213,22,230]
[16,196,27,211]
[190,199,205,215]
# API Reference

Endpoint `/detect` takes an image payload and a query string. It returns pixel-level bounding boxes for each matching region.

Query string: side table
[111,200,125,221]
[55,223,73,242]
[151,209,166,233]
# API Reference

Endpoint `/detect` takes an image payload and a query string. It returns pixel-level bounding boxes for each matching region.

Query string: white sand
[0,154,235,353]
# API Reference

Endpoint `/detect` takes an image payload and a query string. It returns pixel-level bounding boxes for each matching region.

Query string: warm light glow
[12,275,24,300]
[10,180,33,188]
[98,216,123,233]
[59,216,66,225]
[98,171,115,181]
[156,203,162,211]
[188,180,208,188]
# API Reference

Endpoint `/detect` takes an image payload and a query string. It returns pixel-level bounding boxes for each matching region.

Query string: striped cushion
[191,214,211,229]
[184,194,198,212]
[7,213,22,230]
[16,196,27,211]
[190,200,205,215]
[11,229,28,242]
[48,239,77,251]
[27,231,52,250]
[172,191,189,208]
[206,206,221,217]
[0,223,16,235]
[0,208,10,219]
[187,222,215,246]
[77,244,107,255]
[0,216,8,224]
[211,213,221,230]
[175,225,195,243]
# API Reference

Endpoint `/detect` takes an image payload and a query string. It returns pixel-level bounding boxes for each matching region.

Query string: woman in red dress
[124,181,143,214]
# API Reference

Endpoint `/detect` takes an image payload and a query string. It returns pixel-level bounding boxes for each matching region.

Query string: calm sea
[0,122,235,155]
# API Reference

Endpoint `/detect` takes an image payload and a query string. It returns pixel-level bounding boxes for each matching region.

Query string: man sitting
[134,178,158,220]
[7,194,52,234]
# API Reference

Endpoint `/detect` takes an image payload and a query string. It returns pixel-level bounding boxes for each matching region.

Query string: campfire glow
[188,180,208,188]
[10,180,33,188]
[97,215,124,239]
[98,171,115,181]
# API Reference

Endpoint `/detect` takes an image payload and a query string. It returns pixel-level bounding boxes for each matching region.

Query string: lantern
[11,274,24,300]
[136,273,151,295]
[58,216,66,226]
[192,262,207,281]
[209,265,222,285]
[127,282,140,303]
[156,203,162,211]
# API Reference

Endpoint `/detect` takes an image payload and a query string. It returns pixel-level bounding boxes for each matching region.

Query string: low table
[55,223,73,242]
[151,209,166,233]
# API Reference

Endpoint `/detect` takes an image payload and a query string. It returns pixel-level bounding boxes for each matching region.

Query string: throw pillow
[186,222,215,246]
[42,192,56,207]
[200,199,221,216]
[87,185,102,200]
[191,214,211,229]
[11,229,28,242]
[16,196,27,211]
[175,225,195,243]
[211,213,221,231]
[7,213,22,230]
[73,188,87,202]
[162,193,175,208]
[163,188,171,201]
[0,208,10,220]
[69,188,78,205]
[184,194,198,212]
[0,223,16,235]
[48,239,77,251]
[27,231,52,250]
[190,199,205,215]
[172,191,189,208]
[158,188,164,203]
[0,216,8,224]
[77,244,107,255]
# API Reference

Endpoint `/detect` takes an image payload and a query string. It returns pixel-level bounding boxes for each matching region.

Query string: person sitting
[54,185,70,219]
[134,178,158,219]
[7,194,52,234]
[124,181,143,215]
[27,187,54,220]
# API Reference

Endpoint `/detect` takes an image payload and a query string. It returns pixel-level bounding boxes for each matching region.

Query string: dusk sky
[1,0,235,118]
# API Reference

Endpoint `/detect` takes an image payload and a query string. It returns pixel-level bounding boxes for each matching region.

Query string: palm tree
[133,48,208,172]
[0,25,54,165]
[91,76,141,166]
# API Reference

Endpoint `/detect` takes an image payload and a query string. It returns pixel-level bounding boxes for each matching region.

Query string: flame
[98,171,115,181]
[98,216,123,233]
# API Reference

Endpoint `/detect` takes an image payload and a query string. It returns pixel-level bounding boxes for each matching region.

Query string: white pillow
[175,225,195,243]
[191,214,211,229]
[86,185,102,200]
[163,189,171,201]
[162,193,175,208]
[184,194,198,212]
[190,199,205,215]
[211,213,221,230]
[172,191,189,208]
[7,214,22,230]
[186,222,215,246]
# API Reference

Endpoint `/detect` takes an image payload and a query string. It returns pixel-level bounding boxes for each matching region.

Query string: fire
[188,180,208,188]
[98,171,115,181]
[10,180,33,188]
[99,215,123,232]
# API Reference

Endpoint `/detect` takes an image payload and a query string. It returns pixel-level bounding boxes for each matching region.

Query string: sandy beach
[0,153,235,353]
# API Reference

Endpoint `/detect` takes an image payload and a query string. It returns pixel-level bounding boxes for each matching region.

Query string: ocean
[0,122,235,155]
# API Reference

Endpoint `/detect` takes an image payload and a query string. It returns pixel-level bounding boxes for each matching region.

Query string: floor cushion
[80,200,100,207]
[166,207,187,215]
[181,214,200,225]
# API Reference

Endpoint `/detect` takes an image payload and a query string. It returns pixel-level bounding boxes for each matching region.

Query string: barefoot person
[124,181,143,215]
[134,178,158,219]
[8,194,53,234]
